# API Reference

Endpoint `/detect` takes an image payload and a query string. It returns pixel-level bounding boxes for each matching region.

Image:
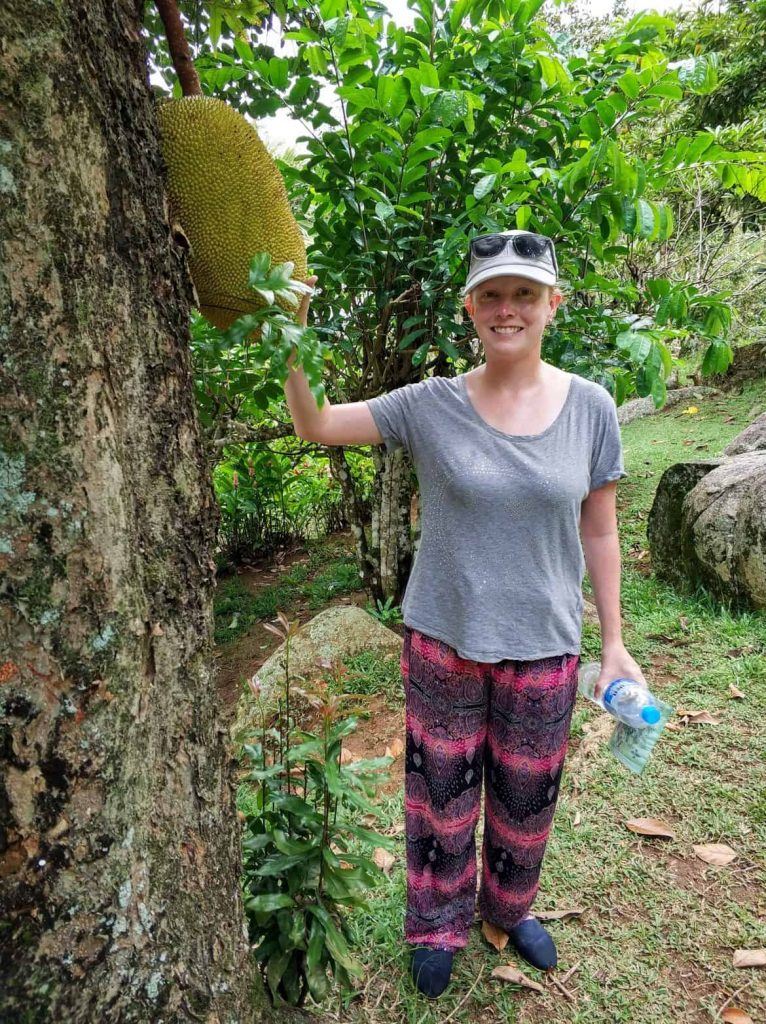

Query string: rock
[616,386,720,427]
[724,412,766,456]
[231,606,402,741]
[648,450,766,611]
[684,452,766,609]
[647,461,724,588]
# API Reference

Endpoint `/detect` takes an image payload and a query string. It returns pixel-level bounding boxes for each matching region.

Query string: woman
[285,231,645,999]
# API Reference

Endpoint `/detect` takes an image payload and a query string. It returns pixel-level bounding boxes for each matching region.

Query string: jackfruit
[157,96,307,331]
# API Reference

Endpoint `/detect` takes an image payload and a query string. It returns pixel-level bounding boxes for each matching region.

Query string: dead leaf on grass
[385,737,404,760]
[482,920,509,951]
[733,949,766,968]
[676,708,722,726]
[340,747,355,764]
[729,683,746,699]
[573,810,582,827]
[361,813,378,827]
[693,843,737,866]
[726,646,756,659]
[535,908,585,921]
[491,964,545,992]
[722,1008,754,1024]
[372,848,395,875]
[625,818,676,839]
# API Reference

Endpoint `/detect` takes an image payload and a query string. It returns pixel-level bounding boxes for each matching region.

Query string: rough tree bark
[0,2,263,1020]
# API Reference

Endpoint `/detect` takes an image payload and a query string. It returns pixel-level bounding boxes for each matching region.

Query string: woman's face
[463,275,562,351]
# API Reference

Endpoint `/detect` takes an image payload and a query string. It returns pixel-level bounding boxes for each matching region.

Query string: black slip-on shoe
[410,946,454,998]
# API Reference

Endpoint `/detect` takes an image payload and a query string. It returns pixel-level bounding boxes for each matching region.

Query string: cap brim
[463,263,557,297]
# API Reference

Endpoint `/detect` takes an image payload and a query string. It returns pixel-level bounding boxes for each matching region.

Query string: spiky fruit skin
[157,96,307,331]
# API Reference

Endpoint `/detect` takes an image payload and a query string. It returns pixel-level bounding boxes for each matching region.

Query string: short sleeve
[590,390,629,491]
[366,381,424,456]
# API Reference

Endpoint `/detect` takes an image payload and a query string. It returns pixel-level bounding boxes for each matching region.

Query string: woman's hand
[297,275,318,328]
[593,643,647,701]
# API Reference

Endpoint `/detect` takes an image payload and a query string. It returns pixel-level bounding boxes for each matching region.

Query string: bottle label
[602,678,636,709]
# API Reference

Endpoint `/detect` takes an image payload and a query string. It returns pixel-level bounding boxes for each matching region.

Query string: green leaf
[246,893,296,913]
[595,99,616,128]
[377,74,409,118]
[617,70,641,100]
[266,949,290,1001]
[701,339,733,375]
[306,905,363,977]
[473,173,497,199]
[580,112,601,142]
[515,205,533,230]
[635,198,655,239]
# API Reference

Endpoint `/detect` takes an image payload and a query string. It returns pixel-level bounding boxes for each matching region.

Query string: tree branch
[155,0,202,96]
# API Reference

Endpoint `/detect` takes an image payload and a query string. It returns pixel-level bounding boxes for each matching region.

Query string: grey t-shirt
[366,371,627,663]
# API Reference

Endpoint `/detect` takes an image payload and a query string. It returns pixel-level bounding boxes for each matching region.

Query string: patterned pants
[402,625,580,951]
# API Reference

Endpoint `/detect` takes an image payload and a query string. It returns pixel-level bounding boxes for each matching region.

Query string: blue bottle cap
[641,706,661,725]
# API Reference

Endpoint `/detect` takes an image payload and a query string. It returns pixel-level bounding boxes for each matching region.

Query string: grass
[298,379,766,1023]
[213,537,361,645]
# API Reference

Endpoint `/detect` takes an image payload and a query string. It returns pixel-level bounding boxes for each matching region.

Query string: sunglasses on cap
[468,232,558,275]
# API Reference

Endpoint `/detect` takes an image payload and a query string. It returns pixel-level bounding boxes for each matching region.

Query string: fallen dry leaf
[491,964,545,992]
[361,813,378,827]
[573,811,582,827]
[339,747,355,765]
[729,683,745,699]
[722,1009,754,1024]
[693,843,737,866]
[625,818,676,839]
[372,847,395,876]
[535,908,584,922]
[733,949,766,968]
[482,920,509,951]
[385,737,404,760]
[675,708,722,726]
[726,646,755,659]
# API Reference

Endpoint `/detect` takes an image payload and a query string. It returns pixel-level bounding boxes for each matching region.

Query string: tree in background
[148,0,766,603]
[0,2,262,1019]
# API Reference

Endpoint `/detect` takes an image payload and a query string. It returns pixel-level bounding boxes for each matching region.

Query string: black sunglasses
[468,232,558,275]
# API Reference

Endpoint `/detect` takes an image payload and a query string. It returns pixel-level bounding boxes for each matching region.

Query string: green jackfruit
[157,96,307,331]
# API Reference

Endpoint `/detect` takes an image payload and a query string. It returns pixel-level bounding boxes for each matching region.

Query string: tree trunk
[0,2,263,1020]
[368,446,416,604]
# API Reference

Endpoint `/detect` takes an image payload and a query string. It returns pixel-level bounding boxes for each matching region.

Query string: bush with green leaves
[240,612,395,1007]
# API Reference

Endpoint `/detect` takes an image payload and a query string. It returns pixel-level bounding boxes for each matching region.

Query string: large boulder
[683,452,766,608]
[647,413,766,610]
[232,605,402,741]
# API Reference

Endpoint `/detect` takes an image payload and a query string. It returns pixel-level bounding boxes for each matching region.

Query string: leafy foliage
[171,0,764,407]
[240,613,395,1006]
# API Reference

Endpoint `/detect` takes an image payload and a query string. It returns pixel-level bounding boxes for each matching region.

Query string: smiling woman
[282,228,639,1002]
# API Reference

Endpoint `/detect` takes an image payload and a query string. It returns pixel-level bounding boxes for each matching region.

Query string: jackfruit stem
[155,0,202,97]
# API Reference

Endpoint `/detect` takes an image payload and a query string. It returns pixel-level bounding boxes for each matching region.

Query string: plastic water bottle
[578,661,662,729]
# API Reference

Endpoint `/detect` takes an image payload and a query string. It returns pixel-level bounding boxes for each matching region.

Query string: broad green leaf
[701,339,734,375]
[473,173,497,199]
[377,74,409,118]
[516,205,533,230]
[245,893,296,913]
[595,99,616,127]
[635,198,655,238]
[617,71,641,100]
[580,112,601,142]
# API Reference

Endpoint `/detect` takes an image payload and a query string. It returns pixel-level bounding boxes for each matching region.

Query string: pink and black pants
[402,625,580,951]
